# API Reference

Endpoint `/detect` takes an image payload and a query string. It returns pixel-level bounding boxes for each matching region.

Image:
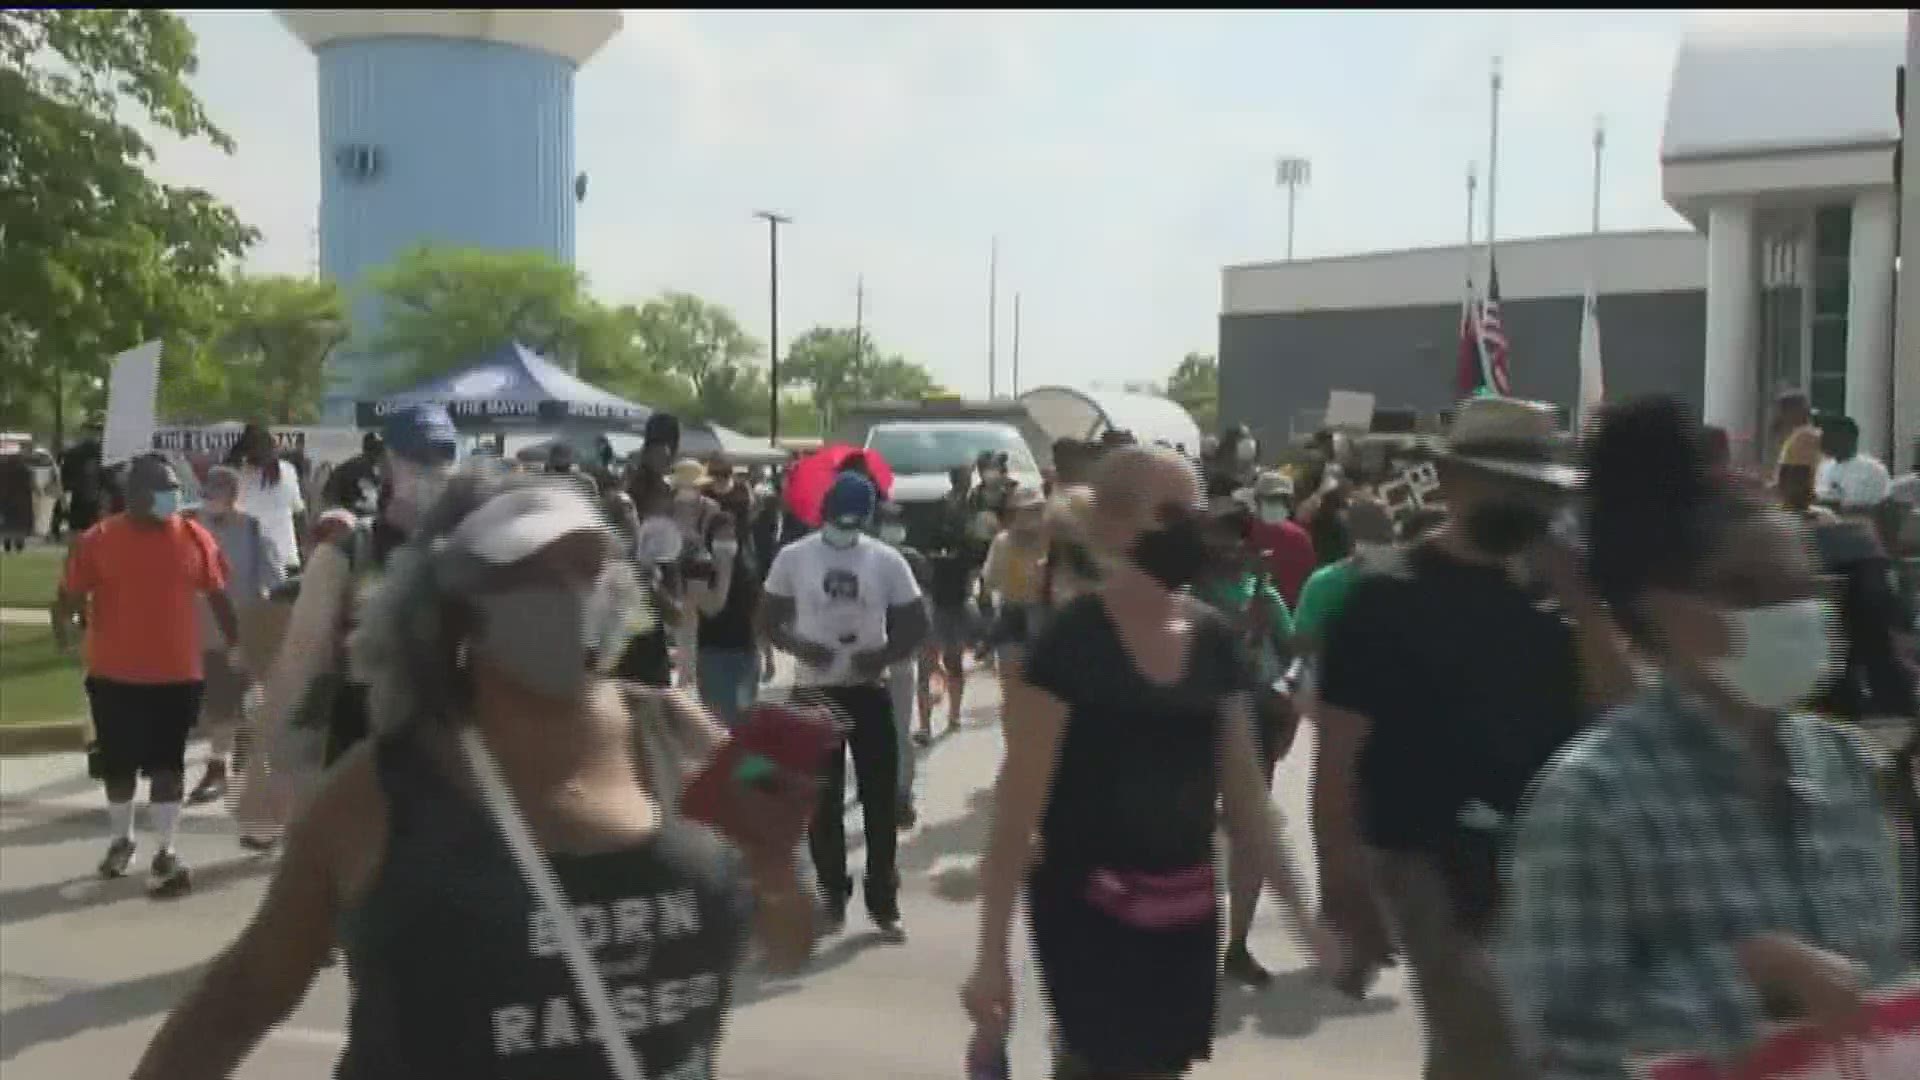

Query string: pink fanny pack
[1084,864,1216,930]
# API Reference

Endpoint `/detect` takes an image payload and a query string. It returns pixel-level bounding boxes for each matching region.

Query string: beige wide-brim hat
[1445,396,1581,489]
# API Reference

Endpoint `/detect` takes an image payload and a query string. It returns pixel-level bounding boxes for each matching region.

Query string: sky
[147,8,1893,400]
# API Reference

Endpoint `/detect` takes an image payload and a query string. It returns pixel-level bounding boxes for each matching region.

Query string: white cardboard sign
[101,340,163,465]
[1324,390,1376,432]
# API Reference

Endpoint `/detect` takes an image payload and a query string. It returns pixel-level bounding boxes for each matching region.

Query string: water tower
[277,11,623,421]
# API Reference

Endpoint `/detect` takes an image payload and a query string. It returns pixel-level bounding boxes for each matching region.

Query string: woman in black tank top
[134,472,819,1080]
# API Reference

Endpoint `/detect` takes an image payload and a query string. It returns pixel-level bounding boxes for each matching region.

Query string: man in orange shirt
[55,453,239,896]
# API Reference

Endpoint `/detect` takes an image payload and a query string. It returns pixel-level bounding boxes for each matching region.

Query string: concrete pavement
[0,669,1423,1079]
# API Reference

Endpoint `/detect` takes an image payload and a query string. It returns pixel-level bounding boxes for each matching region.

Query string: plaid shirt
[1498,681,1909,1078]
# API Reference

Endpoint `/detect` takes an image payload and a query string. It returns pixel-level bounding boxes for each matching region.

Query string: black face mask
[1131,513,1210,589]
[1463,500,1550,557]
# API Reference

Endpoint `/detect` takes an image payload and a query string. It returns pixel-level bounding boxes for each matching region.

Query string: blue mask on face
[148,490,181,519]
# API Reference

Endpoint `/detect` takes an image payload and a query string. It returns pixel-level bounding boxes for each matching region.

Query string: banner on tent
[355,398,646,428]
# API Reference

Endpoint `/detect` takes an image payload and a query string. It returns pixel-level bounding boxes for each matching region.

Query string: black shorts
[86,678,202,779]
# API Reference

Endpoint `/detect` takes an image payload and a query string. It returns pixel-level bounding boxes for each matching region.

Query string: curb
[0,720,89,757]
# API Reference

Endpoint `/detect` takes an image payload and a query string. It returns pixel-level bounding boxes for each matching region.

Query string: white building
[1664,15,1909,466]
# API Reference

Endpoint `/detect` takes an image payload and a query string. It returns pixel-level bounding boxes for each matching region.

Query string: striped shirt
[1499,681,1909,1078]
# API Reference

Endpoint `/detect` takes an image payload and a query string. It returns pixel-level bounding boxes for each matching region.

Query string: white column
[1704,201,1759,462]
[1896,12,1920,472]
[1846,188,1898,462]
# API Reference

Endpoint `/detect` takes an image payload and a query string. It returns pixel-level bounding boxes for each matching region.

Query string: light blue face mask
[821,522,863,548]
[147,490,181,519]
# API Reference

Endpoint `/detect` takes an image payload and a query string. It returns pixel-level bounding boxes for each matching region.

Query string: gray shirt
[193,509,286,652]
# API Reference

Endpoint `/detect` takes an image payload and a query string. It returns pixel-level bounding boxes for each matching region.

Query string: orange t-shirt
[62,513,229,684]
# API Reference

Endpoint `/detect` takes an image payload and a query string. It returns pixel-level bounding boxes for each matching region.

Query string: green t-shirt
[1197,572,1293,683]
[1293,557,1360,647]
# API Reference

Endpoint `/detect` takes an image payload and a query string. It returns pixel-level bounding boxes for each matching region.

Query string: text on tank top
[334,735,751,1080]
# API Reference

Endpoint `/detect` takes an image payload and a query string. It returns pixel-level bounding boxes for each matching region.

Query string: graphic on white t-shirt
[765,534,921,686]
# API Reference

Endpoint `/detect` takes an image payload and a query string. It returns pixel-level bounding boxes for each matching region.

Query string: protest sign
[101,340,162,465]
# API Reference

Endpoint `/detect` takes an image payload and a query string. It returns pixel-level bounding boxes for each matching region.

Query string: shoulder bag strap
[457,728,648,1080]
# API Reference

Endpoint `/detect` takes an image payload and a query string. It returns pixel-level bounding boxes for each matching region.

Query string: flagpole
[987,236,999,399]
[1486,55,1502,258]
[1465,162,1478,294]
[1590,117,1605,237]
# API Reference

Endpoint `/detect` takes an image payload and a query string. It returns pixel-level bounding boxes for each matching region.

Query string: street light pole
[1275,156,1312,261]
[754,210,790,446]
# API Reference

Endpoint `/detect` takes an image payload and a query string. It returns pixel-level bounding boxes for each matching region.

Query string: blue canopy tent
[355,342,651,432]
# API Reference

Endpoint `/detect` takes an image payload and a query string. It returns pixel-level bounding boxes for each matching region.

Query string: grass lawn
[0,546,66,610]
[0,623,86,727]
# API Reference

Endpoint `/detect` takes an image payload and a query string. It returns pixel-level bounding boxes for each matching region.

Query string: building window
[1807,203,1852,416]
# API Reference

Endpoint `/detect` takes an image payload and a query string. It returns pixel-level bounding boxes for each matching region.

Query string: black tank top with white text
[334,735,751,1080]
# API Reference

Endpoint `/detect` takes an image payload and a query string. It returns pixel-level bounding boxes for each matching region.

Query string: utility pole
[1274,156,1312,261]
[754,210,791,446]
[1011,292,1022,396]
[987,236,999,399]
[853,274,865,388]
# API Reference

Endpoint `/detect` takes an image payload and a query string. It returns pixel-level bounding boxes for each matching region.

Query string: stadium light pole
[1275,156,1312,261]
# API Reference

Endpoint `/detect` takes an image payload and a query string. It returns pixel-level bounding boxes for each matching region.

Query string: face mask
[1353,541,1392,559]
[204,496,236,517]
[821,523,862,549]
[1708,598,1840,712]
[146,490,181,519]
[1464,500,1550,557]
[879,525,908,545]
[1235,441,1257,463]
[1130,514,1209,590]
[711,539,740,563]
[389,459,449,519]
[1257,501,1290,525]
[474,583,601,699]
[982,469,1002,484]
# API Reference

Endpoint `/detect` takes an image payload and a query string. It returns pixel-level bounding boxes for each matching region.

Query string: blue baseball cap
[383,403,459,465]
[821,472,877,526]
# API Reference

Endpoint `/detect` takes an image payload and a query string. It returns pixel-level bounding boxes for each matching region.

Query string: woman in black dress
[964,445,1339,1079]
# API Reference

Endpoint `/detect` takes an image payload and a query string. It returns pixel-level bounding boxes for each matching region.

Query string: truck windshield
[866,424,1038,475]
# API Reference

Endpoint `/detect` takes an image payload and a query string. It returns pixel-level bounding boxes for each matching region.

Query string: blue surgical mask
[148,490,181,518]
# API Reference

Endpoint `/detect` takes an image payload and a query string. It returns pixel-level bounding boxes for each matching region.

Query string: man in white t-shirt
[761,471,927,942]
[1815,416,1892,512]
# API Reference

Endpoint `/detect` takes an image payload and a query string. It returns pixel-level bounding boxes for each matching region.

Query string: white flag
[1577,285,1604,428]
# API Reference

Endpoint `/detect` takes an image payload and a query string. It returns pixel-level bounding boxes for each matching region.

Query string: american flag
[1476,257,1513,396]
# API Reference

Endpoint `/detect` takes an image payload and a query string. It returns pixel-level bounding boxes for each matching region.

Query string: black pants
[803,683,899,920]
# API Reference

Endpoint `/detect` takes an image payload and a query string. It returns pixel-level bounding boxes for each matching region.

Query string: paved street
[0,668,1422,1079]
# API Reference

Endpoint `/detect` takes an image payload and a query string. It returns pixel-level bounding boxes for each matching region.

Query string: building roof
[1222,230,1705,317]
[1662,15,1905,163]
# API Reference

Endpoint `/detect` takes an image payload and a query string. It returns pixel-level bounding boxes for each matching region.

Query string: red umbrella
[783,444,894,527]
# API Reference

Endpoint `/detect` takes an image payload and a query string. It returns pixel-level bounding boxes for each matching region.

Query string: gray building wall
[1218,289,1706,447]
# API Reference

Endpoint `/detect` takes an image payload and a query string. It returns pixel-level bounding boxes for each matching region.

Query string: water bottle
[965,1027,1010,1080]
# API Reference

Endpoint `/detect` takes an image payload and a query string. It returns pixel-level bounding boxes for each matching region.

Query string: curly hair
[347,468,649,737]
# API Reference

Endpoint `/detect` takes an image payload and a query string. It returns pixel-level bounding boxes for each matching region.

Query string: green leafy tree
[782,326,939,434]
[198,274,348,423]
[364,246,597,386]
[0,10,258,439]
[1164,351,1219,434]
[630,292,767,431]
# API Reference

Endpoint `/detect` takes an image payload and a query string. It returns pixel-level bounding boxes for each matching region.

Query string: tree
[1164,351,1219,434]
[630,292,767,431]
[782,326,939,434]
[196,274,348,423]
[364,246,599,386]
[1,10,258,440]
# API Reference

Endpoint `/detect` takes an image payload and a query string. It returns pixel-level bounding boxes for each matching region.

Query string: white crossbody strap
[458,727,648,1080]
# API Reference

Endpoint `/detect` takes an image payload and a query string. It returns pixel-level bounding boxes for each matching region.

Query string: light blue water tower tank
[277,11,623,423]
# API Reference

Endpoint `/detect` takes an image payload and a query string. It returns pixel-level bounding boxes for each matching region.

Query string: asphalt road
[0,666,1423,1079]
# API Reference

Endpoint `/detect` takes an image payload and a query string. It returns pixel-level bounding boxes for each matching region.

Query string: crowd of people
[31,386,1920,1079]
